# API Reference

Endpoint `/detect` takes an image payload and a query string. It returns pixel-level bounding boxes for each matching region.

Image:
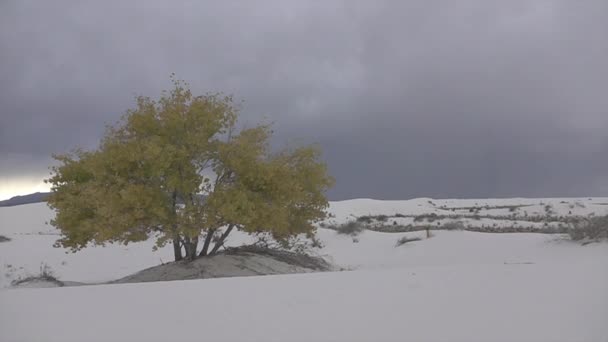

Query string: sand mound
[112,246,334,284]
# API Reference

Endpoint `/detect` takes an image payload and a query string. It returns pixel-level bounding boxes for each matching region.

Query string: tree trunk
[183,236,199,261]
[171,191,183,261]
[199,229,216,257]
[173,238,183,261]
[209,224,235,255]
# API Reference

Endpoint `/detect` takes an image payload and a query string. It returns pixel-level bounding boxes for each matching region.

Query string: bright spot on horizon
[0,177,51,201]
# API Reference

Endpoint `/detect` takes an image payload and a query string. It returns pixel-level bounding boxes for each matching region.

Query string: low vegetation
[444,204,532,211]
[324,211,585,235]
[322,205,599,236]
[569,216,608,241]
[441,221,466,230]
[357,215,388,223]
[0,235,11,242]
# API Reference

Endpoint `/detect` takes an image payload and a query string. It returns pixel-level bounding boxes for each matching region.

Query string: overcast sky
[1,0,607,200]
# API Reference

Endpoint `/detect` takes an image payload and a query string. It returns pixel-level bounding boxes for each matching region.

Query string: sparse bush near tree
[335,221,365,236]
[310,236,324,249]
[569,216,608,241]
[46,77,334,261]
[251,231,323,254]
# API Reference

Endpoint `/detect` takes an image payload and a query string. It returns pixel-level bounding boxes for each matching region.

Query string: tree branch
[209,224,235,255]
[199,228,216,256]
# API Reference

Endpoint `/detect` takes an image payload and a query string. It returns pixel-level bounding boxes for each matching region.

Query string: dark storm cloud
[1,0,607,199]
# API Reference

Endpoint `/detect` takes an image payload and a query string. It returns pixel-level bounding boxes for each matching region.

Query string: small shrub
[395,236,422,247]
[356,216,373,224]
[376,215,389,222]
[394,213,406,218]
[39,263,55,279]
[0,235,10,243]
[11,263,62,287]
[335,221,365,236]
[569,216,608,241]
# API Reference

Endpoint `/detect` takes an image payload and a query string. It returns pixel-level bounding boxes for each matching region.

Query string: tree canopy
[46,78,334,261]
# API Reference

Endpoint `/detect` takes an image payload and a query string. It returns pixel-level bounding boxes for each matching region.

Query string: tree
[46,78,334,261]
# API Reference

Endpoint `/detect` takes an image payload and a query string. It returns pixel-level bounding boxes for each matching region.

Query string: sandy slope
[1,199,607,341]
[1,259,607,342]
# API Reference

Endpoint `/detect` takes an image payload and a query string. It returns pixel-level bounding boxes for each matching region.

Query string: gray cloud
[1,0,607,199]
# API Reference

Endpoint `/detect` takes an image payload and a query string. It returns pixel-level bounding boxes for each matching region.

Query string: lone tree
[46,78,334,261]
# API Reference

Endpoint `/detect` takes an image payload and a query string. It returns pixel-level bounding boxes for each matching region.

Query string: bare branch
[209,224,235,255]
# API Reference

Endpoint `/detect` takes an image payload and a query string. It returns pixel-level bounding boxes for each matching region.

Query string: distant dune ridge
[0,192,51,207]
[0,192,208,207]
